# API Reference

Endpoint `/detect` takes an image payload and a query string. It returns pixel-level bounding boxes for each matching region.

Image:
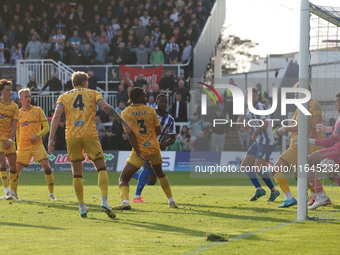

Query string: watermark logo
[199,83,312,116]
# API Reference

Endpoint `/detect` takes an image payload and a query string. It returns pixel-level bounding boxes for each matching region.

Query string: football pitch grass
[1,171,339,255]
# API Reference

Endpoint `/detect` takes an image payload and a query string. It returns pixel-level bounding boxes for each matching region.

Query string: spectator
[157,32,167,52]
[188,112,209,139]
[210,108,226,151]
[193,131,209,151]
[134,19,147,44]
[0,46,6,65]
[114,42,128,65]
[169,44,179,64]
[171,92,188,122]
[81,43,94,64]
[87,31,110,64]
[11,84,22,103]
[55,119,66,150]
[164,36,179,63]
[150,84,160,99]
[174,80,190,103]
[95,114,105,133]
[134,73,148,87]
[27,75,38,91]
[10,47,23,66]
[129,43,152,64]
[182,134,193,151]
[146,96,157,108]
[87,71,98,90]
[256,83,270,106]
[40,72,62,94]
[149,45,164,65]
[52,28,66,51]
[119,132,132,150]
[69,29,82,47]
[115,100,127,115]
[69,43,83,65]
[177,125,189,144]
[64,79,73,91]
[2,35,11,62]
[181,39,192,63]
[25,34,42,59]
[139,9,151,27]
[159,70,175,91]
[102,128,119,150]
[117,84,129,103]
[165,139,182,151]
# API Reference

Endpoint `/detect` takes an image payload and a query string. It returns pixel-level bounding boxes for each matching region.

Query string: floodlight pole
[297,0,310,221]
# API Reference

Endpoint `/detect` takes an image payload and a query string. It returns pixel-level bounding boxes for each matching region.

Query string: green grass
[0,172,339,254]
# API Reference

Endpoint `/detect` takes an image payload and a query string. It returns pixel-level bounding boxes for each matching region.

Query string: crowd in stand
[0,0,214,66]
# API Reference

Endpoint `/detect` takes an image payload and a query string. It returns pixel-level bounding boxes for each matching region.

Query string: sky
[224,0,340,57]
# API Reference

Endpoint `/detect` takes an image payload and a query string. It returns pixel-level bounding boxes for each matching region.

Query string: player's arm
[97,99,131,132]
[127,131,150,161]
[29,121,50,144]
[160,134,176,151]
[251,119,269,141]
[4,120,18,150]
[48,105,64,154]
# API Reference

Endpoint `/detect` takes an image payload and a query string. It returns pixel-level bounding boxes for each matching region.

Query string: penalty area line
[182,221,297,255]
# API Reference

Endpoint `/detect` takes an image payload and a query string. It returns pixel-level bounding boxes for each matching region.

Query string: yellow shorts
[280,147,298,166]
[0,139,16,156]
[66,138,103,162]
[127,151,162,169]
[17,144,48,165]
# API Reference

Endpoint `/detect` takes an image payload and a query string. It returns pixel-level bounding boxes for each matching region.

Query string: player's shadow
[123,219,208,237]
[165,205,292,223]
[0,221,65,230]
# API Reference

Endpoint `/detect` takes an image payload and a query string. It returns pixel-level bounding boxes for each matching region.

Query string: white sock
[123,199,130,204]
[4,187,10,194]
[79,202,85,209]
[134,195,141,199]
[168,197,175,203]
[49,193,54,196]
[101,196,107,204]
[285,192,293,200]
[316,191,325,200]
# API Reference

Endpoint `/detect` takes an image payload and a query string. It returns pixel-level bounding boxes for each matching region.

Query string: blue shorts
[246,142,275,162]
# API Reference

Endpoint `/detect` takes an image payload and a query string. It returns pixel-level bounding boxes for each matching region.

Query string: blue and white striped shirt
[245,101,275,146]
[156,109,176,142]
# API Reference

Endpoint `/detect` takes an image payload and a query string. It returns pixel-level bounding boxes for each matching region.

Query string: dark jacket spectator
[102,129,119,150]
[134,74,148,87]
[117,84,128,103]
[40,73,62,93]
[27,76,38,91]
[159,70,175,91]
[119,132,132,150]
[174,80,190,103]
[171,92,188,122]
[69,44,83,65]
[87,71,98,90]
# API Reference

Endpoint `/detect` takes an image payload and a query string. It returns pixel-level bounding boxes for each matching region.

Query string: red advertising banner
[119,65,164,90]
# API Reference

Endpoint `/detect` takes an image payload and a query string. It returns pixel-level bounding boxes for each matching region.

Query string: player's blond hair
[293,82,312,91]
[0,79,13,91]
[18,88,31,98]
[72,71,89,87]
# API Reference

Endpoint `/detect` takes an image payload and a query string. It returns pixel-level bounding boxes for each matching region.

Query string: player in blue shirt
[131,94,176,203]
[239,88,280,201]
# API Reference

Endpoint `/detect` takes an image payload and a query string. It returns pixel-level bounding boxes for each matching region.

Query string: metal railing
[16,59,74,89]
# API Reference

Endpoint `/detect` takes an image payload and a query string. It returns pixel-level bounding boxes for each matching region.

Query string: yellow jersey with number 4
[121,104,161,155]
[57,87,103,140]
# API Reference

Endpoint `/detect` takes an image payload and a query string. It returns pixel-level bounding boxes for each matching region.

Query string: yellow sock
[9,171,17,191]
[98,170,108,197]
[0,169,8,188]
[273,172,290,194]
[119,185,129,201]
[73,177,84,204]
[158,176,173,199]
[45,173,54,194]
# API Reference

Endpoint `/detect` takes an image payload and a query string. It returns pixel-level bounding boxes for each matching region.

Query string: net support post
[297,0,310,222]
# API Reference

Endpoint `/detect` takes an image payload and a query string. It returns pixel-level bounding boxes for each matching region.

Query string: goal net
[299,1,340,220]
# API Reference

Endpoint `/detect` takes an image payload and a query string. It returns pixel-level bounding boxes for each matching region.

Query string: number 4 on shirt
[73,94,85,110]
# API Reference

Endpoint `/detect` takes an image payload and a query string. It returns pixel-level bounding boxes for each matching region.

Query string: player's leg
[6,153,19,199]
[132,161,157,203]
[39,159,56,200]
[307,150,333,210]
[0,151,9,199]
[151,152,177,208]
[254,144,279,201]
[67,138,88,217]
[112,152,144,210]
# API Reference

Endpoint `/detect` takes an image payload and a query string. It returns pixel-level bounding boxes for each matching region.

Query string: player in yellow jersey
[112,87,177,210]
[48,71,142,218]
[0,79,19,201]
[15,88,57,201]
[272,82,329,207]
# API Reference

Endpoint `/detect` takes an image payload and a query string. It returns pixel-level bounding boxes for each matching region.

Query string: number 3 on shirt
[137,119,147,134]
[73,95,85,110]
